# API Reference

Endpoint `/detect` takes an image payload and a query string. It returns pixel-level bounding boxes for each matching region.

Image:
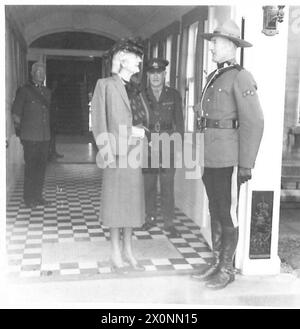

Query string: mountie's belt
[197,117,239,130]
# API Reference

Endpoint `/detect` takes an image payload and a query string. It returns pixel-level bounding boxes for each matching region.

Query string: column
[234,5,289,275]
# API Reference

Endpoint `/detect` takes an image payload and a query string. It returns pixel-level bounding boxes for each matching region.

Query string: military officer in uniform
[142,58,184,236]
[12,61,52,208]
[191,20,264,289]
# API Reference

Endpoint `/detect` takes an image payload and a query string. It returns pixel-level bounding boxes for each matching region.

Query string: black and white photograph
[1,0,300,310]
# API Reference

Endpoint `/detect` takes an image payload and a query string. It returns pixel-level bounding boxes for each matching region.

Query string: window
[165,35,172,86]
[202,20,210,88]
[185,21,198,132]
[175,34,181,89]
[298,67,300,124]
[149,21,180,88]
[152,44,158,58]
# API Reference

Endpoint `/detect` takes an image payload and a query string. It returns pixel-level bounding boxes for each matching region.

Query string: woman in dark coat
[91,38,148,273]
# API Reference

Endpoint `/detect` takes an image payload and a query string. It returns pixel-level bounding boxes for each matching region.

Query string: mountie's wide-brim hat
[109,37,144,57]
[201,20,253,48]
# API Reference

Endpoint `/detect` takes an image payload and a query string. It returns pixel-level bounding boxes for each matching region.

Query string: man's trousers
[143,167,176,225]
[22,140,50,204]
[202,166,240,229]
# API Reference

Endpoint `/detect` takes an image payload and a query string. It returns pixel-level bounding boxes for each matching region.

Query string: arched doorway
[29,31,115,135]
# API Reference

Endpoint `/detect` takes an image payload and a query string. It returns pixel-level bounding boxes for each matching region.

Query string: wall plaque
[249,191,274,259]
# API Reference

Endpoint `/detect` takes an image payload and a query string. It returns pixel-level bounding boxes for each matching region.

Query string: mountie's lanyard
[198,64,238,118]
[199,69,219,118]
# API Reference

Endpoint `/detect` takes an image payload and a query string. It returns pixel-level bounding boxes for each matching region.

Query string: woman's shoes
[123,254,145,272]
[110,255,145,274]
[110,261,129,274]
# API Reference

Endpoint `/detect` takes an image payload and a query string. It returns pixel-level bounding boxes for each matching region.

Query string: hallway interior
[3,4,300,309]
[3,135,300,308]
[6,134,212,281]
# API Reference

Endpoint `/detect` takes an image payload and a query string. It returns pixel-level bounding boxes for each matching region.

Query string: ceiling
[6,5,196,44]
[30,32,115,50]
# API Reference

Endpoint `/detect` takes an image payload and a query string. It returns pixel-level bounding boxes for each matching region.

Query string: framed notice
[249,191,274,259]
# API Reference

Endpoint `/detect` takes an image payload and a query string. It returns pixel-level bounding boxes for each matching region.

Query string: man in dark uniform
[142,58,184,236]
[12,61,52,208]
[191,20,264,289]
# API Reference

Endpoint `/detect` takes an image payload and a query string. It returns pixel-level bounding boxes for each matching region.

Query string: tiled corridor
[6,137,213,281]
[5,136,300,308]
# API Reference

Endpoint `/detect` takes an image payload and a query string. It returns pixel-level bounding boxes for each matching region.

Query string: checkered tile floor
[6,163,213,280]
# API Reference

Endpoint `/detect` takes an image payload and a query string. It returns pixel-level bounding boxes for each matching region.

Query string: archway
[29,31,114,135]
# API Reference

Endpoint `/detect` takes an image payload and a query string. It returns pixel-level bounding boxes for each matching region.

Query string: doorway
[46,56,102,135]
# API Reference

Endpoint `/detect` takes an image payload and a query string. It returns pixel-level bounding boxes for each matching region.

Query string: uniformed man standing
[192,20,264,289]
[142,58,184,236]
[12,61,52,208]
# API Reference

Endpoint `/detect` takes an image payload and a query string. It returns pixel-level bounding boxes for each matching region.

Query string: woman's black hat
[110,37,144,57]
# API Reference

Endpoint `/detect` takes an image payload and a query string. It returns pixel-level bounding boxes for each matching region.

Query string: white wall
[283,6,300,155]
[174,135,211,243]
[5,16,27,201]
[233,5,289,274]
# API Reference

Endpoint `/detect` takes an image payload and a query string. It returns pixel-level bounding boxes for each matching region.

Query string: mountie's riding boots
[205,226,238,290]
[191,220,222,281]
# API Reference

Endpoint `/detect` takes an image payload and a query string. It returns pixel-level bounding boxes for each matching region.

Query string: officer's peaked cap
[146,58,169,73]
[201,20,252,48]
[110,37,144,57]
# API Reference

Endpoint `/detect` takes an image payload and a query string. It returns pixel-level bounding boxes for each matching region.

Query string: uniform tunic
[201,65,264,168]
[91,75,145,228]
[11,82,51,204]
[144,85,184,222]
[12,82,51,141]
[145,86,184,169]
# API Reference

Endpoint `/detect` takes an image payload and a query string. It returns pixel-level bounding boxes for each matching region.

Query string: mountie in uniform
[142,57,184,236]
[192,20,264,289]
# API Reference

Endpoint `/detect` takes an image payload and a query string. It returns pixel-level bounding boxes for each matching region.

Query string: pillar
[233,5,289,275]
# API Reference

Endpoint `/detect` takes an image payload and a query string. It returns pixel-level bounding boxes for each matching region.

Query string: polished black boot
[191,220,222,281]
[205,226,238,290]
